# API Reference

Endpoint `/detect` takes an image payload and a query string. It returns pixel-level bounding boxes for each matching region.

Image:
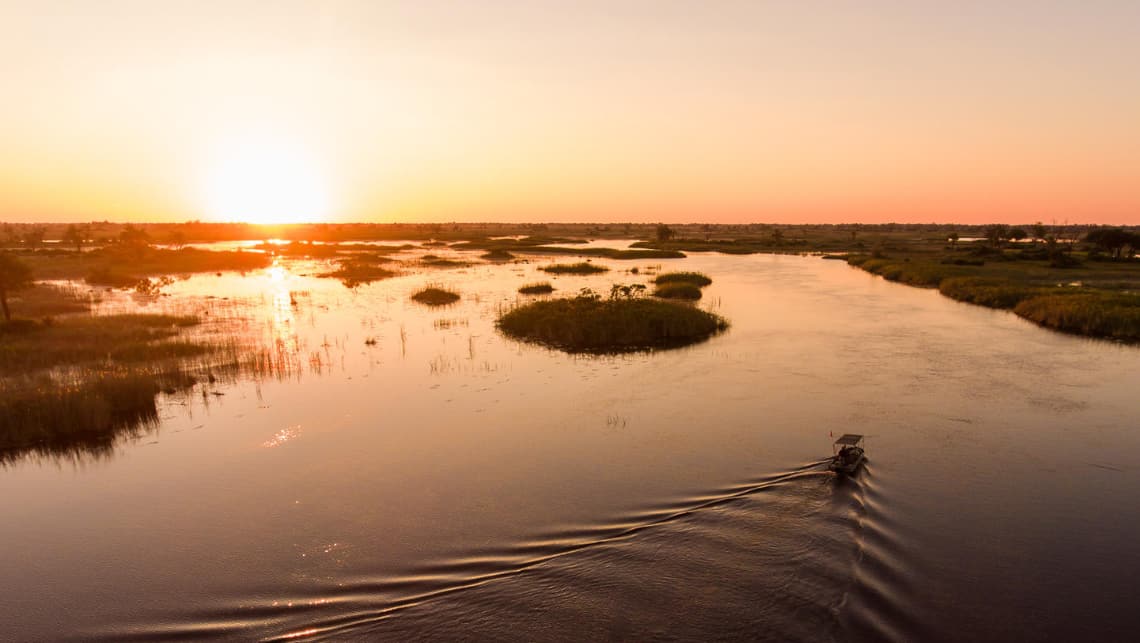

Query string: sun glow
[202,136,332,224]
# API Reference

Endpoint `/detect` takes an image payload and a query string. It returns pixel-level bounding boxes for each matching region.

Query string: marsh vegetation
[540,262,609,275]
[411,286,461,306]
[518,282,555,294]
[497,288,727,353]
[654,272,713,287]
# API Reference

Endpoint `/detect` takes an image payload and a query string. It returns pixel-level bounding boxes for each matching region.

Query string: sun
[202,136,332,224]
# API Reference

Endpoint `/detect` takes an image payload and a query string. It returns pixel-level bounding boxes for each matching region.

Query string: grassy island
[654,272,713,287]
[518,282,555,294]
[323,259,397,287]
[411,287,461,306]
[497,295,727,353]
[540,262,609,275]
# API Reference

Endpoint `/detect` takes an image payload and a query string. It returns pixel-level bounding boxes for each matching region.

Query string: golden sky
[1,1,1138,224]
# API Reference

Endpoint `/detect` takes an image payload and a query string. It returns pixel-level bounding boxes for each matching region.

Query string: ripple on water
[92,462,930,642]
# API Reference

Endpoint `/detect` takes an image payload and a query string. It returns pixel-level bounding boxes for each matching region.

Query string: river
[2,247,1137,641]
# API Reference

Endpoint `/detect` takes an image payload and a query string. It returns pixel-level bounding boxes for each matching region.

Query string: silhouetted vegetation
[323,260,398,287]
[518,282,555,294]
[654,272,713,287]
[21,246,271,284]
[481,249,516,261]
[0,368,199,456]
[497,289,727,353]
[420,254,471,268]
[653,283,703,300]
[0,252,33,321]
[0,314,204,375]
[411,287,461,306]
[541,262,609,275]
[5,283,91,318]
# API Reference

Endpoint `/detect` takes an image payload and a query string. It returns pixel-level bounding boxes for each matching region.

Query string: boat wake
[95,460,930,642]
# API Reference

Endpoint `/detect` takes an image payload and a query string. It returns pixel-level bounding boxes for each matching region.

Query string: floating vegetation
[411,287,461,306]
[497,294,727,353]
[540,262,609,275]
[653,272,713,287]
[518,282,555,294]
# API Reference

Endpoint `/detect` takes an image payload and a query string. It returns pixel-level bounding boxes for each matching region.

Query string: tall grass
[0,368,192,454]
[1014,293,1140,341]
[7,283,92,318]
[0,314,203,375]
[938,277,1045,309]
[497,296,727,353]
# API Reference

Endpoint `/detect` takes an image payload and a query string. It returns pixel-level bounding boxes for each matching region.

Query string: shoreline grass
[497,296,727,353]
[846,254,1140,342]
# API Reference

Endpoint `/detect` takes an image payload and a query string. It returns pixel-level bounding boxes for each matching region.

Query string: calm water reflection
[1,247,1137,641]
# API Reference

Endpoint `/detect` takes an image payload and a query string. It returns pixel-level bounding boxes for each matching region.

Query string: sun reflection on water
[261,425,301,448]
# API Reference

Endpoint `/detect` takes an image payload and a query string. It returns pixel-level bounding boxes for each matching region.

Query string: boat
[830,434,866,474]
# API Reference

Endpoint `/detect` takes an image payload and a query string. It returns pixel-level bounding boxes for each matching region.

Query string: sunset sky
[2,1,1138,225]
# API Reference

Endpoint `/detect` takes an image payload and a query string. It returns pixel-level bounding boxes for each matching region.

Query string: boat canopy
[833,434,864,447]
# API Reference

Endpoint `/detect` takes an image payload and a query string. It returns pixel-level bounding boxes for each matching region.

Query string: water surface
[2,248,1137,641]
